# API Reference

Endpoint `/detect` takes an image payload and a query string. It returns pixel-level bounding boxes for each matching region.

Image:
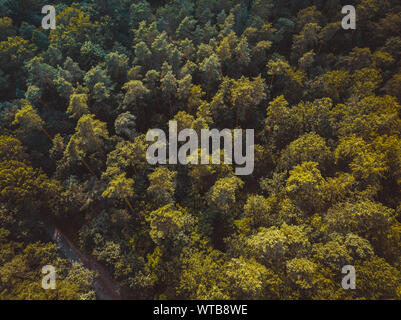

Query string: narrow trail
[42,219,122,300]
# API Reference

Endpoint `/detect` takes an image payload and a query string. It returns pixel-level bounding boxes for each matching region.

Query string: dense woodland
[1,0,401,300]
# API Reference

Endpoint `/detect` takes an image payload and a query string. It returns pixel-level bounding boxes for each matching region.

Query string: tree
[105,52,128,83]
[0,36,36,76]
[200,54,222,95]
[207,176,244,214]
[49,7,100,58]
[25,85,41,104]
[312,233,373,270]
[332,95,401,139]
[130,0,153,29]
[355,256,401,299]
[188,154,233,196]
[334,135,389,190]
[243,194,274,228]
[134,41,152,67]
[25,57,57,91]
[146,204,196,249]
[177,74,193,106]
[234,36,251,68]
[311,70,351,102]
[102,173,135,213]
[67,93,89,119]
[295,6,322,31]
[64,114,109,174]
[0,135,26,162]
[350,68,382,98]
[298,50,315,71]
[103,135,149,180]
[3,0,401,301]
[147,167,177,207]
[250,40,272,71]
[122,80,150,115]
[144,69,161,105]
[13,100,51,139]
[285,162,326,214]
[63,57,84,82]
[166,48,183,73]
[385,72,401,102]
[249,0,274,23]
[291,23,321,60]
[230,75,266,124]
[325,200,394,240]
[179,38,195,61]
[80,41,105,69]
[173,111,194,132]
[265,95,301,148]
[0,160,59,207]
[0,241,95,300]
[176,16,196,40]
[84,65,113,97]
[216,32,237,70]
[178,247,230,299]
[187,85,206,115]
[151,32,169,68]
[49,134,65,161]
[0,17,15,41]
[241,223,310,268]
[225,257,271,300]
[286,258,318,293]
[114,112,137,140]
[277,132,333,173]
[160,70,178,116]
[266,58,291,87]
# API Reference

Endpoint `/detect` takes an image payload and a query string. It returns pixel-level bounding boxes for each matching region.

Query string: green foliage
[102,173,134,200]
[146,204,196,249]
[325,200,394,239]
[0,160,58,207]
[67,93,89,119]
[0,135,26,162]
[12,100,45,133]
[207,176,244,214]
[278,132,333,172]
[1,0,401,301]
[0,241,95,300]
[286,162,326,214]
[0,36,36,74]
[147,167,177,207]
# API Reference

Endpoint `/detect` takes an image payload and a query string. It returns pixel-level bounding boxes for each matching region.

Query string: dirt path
[43,221,122,300]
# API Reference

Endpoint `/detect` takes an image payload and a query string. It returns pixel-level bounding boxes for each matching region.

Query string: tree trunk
[123,196,135,213]
[41,127,52,140]
[317,42,323,54]
[80,158,96,176]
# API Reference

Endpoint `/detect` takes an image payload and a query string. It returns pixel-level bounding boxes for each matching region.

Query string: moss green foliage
[1,0,401,300]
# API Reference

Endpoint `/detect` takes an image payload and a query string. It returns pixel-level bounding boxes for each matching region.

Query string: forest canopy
[1,0,401,300]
